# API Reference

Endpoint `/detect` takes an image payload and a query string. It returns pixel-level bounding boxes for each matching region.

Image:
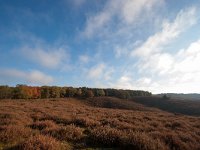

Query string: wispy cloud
[87,63,114,81]
[72,0,86,7]
[21,45,69,69]
[88,63,106,79]
[82,0,164,38]
[131,7,197,57]
[111,7,200,93]
[130,7,197,75]
[120,0,164,24]
[0,69,53,85]
[79,55,90,64]
[14,30,70,70]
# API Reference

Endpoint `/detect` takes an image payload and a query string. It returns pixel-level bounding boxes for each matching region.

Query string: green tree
[0,85,12,99]
[40,86,50,98]
[95,89,105,97]
[49,86,60,98]
[66,87,77,97]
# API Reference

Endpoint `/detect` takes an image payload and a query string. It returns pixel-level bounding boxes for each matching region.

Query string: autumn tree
[76,88,82,97]
[0,85,152,99]
[86,90,94,98]
[40,86,50,98]
[0,86,12,99]
[60,87,67,98]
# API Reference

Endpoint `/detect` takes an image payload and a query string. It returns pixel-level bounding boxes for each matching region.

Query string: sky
[0,0,200,94]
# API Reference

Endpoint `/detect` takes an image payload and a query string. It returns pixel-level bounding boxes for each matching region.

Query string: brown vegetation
[0,97,200,149]
[133,96,200,116]
[18,134,62,150]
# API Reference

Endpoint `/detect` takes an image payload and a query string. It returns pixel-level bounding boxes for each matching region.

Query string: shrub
[0,125,32,143]
[87,126,123,147]
[30,120,57,130]
[121,131,168,150]
[42,124,84,142]
[19,134,62,150]
[72,117,100,127]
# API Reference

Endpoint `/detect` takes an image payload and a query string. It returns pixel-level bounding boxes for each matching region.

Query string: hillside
[132,96,200,116]
[157,93,200,101]
[0,98,200,150]
[83,96,159,112]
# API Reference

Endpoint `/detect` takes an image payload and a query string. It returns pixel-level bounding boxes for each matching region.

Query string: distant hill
[82,96,159,112]
[156,93,200,101]
[132,96,200,116]
[81,96,200,116]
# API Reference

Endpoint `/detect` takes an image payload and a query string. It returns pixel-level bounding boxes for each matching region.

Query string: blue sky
[0,0,200,93]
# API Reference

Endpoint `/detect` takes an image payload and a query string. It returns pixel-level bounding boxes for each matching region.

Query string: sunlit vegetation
[0,97,200,149]
[0,85,151,99]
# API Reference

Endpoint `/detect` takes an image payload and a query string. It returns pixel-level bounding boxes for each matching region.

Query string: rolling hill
[0,97,200,150]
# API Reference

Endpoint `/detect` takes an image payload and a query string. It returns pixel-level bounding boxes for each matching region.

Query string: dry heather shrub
[72,117,100,127]
[149,121,161,128]
[0,113,22,126]
[48,116,72,125]
[0,113,14,121]
[0,112,33,126]
[88,126,123,147]
[165,121,182,129]
[0,125,32,143]
[88,126,167,150]
[42,124,84,142]
[162,133,191,150]
[19,134,62,150]
[30,120,57,130]
[121,131,168,150]
[115,121,135,130]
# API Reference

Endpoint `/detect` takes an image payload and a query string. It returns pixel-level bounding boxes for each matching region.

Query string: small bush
[0,125,32,143]
[87,126,123,147]
[30,120,57,130]
[121,131,168,150]
[19,134,62,150]
[72,117,100,127]
[42,124,84,142]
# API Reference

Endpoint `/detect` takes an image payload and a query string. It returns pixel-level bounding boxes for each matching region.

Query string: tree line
[0,85,152,99]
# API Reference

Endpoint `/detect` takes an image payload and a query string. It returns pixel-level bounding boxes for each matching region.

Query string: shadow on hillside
[132,96,200,116]
[83,97,158,112]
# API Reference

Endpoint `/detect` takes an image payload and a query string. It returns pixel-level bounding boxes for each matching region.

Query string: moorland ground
[0,97,200,150]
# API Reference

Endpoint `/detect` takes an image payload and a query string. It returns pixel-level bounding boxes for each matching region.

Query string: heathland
[0,85,200,150]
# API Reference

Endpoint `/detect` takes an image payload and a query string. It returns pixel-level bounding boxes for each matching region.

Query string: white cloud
[131,7,197,57]
[130,7,198,76]
[27,70,53,84]
[79,55,90,64]
[114,46,128,58]
[114,40,142,58]
[21,45,69,69]
[111,75,153,91]
[121,0,164,24]
[88,63,106,79]
[172,40,200,77]
[0,69,53,85]
[111,7,200,93]
[83,10,112,38]
[104,68,114,81]
[72,0,86,7]
[132,38,200,93]
[82,0,164,38]
[115,75,133,89]
[87,63,115,82]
